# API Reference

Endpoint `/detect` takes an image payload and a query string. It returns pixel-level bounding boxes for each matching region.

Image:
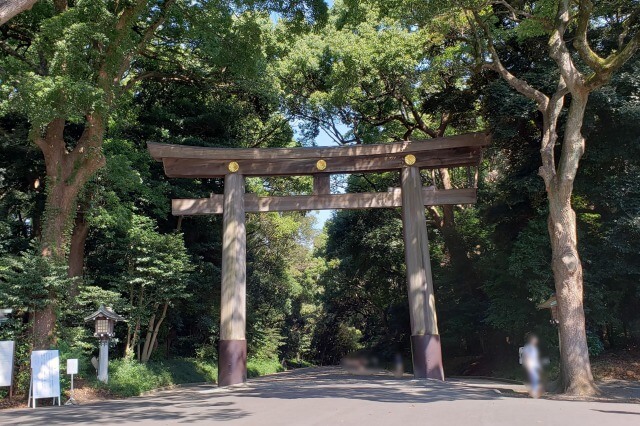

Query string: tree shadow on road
[0,367,525,425]
[231,367,519,404]
[0,384,251,425]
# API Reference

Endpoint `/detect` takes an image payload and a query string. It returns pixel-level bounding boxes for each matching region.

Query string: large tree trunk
[68,207,90,300]
[548,197,596,394]
[32,304,57,350]
[32,116,106,349]
[546,92,597,395]
[68,210,89,281]
[0,0,38,26]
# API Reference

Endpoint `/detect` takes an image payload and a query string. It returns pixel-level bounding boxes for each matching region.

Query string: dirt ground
[591,347,640,381]
[0,377,113,410]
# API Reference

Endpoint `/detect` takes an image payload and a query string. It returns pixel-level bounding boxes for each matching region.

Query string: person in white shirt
[522,334,542,398]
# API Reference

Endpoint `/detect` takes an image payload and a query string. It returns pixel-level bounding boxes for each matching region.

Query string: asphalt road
[2,367,639,425]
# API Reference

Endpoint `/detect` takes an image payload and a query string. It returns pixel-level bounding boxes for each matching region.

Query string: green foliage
[104,356,284,396]
[0,246,71,311]
[587,332,605,358]
[247,357,285,378]
[276,0,481,144]
[104,357,218,397]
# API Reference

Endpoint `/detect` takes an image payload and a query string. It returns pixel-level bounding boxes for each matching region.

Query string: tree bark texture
[0,0,37,26]
[545,92,597,395]
[32,116,106,349]
[68,209,90,298]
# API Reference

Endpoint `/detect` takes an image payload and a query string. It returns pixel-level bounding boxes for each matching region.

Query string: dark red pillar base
[411,334,444,380]
[218,339,247,386]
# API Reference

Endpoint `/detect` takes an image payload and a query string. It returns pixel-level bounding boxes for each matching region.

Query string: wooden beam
[401,166,444,380]
[313,174,331,195]
[161,148,481,178]
[220,172,246,342]
[172,188,476,215]
[148,132,489,162]
[219,172,247,386]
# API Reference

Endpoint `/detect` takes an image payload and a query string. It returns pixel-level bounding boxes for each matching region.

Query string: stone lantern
[85,305,124,383]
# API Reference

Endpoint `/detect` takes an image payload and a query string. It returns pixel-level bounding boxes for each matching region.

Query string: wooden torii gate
[148,132,490,386]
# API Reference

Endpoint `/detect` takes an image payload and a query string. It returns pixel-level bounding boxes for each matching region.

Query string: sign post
[29,350,61,408]
[0,340,15,399]
[65,359,79,405]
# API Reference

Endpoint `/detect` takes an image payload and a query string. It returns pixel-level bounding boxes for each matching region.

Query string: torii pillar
[218,171,247,386]
[401,166,444,380]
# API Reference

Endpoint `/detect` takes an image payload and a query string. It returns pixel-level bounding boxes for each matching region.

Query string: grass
[247,358,285,378]
[104,357,218,397]
[104,357,289,397]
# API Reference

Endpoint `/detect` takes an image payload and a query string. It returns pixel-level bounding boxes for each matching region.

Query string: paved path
[2,367,639,425]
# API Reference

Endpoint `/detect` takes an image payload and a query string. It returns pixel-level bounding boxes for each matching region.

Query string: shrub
[103,357,218,397]
[587,332,605,357]
[247,357,284,378]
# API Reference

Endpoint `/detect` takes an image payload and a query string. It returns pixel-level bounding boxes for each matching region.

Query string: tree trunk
[126,318,141,357]
[140,312,156,363]
[32,116,106,349]
[548,196,596,394]
[0,0,38,26]
[546,93,597,395]
[142,302,169,362]
[32,304,56,350]
[68,210,90,296]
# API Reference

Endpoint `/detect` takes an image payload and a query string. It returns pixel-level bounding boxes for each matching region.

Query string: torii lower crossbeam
[172,188,476,215]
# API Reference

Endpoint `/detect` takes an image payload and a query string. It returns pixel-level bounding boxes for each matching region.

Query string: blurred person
[522,334,543,398]
[393,353,404,378]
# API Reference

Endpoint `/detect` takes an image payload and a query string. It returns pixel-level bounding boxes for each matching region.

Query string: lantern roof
[537,294,557,310]
[84,304,125,322]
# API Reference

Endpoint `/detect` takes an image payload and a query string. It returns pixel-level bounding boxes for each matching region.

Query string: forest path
[2,367,639,425]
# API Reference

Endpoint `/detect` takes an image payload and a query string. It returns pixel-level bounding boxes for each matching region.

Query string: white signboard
[31,350,61,403]
[67,358,78,375]
[0,340,15,387]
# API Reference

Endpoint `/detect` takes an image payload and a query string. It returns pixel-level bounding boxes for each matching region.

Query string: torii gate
[148,132,490,386]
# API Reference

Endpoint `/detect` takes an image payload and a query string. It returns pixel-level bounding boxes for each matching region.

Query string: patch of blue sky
[270,0,334,25]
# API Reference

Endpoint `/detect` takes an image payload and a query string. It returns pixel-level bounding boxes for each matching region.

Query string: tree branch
[538,78,568,188]
[0,0,37,26]
[116,0,177,84]
[492,0,553,30]
[548,0,586,93]
[121,70,198,91]
[574,0,606,72]
[0,39,37,71]
[471,10,549,110]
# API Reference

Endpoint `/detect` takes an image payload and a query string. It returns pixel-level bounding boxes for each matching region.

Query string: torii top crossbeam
[147,132,489,178]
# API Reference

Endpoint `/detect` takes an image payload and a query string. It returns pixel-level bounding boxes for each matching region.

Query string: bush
[247,357,284,378]
[587,332,605,357]
[90,356,293,398]
[105,358,174,397]
[104,357,218,397]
